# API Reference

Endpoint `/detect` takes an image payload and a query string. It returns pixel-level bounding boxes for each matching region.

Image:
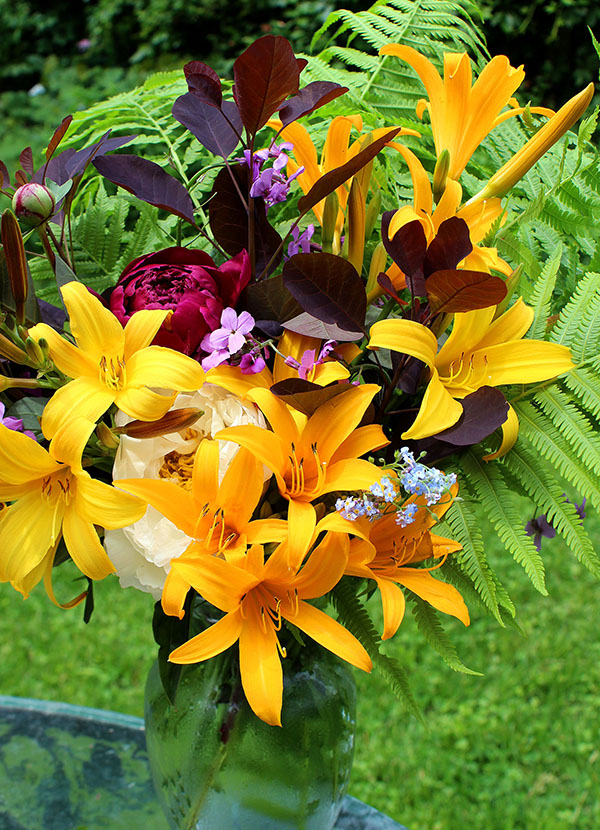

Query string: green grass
[1,508,599,829]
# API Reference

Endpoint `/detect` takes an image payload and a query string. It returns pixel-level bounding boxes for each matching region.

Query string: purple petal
[201,349,230,370]
[220,307,238,329]
[227,330,246,354]
[236,310,255,335]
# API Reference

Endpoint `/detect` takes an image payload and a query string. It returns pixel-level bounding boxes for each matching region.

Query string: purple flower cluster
[525,497,586,551]
[287,224,314,258]
[241,142,304,209]
[201,307,267,374]
[284,339,336,381]
[335,477,398,522]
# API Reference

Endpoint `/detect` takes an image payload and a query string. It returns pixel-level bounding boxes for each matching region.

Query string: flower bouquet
[1,3,599,827]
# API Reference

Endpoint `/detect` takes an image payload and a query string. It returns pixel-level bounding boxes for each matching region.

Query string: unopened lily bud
[0,333,29,364]
[432,149,451,203]
[24,336,46,365]
[321,191,339,254]
[365,188,381,240]
[116,407,204,439]
[366,241,388,302]
[468,83,595,204]
[96,422,120,450]
[11,183,55,227]
[0,374,41,391]
[346,178,366,275]
[1,209,28,323]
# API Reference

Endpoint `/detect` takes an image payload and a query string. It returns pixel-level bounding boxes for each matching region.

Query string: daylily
[268,115,419,253]
[215,383,389,563]
[369,298,574,456]
[166,531,371,726]
[29,281,206,441]
[383,144,512,294]
[380,44,554,181]
[114,439,287,603]
[0,417,145,599]
[345,490,468,639]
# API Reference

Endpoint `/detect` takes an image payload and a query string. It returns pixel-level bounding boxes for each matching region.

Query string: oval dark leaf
[271,378,350,416]
[244,274,303,323]
[427,269,507,314]
[283,252,366,333]
[279,82,348,127]
[233,35,301,135]
[183,60,222,106]
[283,312,363,341]
[435,386,509,446]
[45,115,73,163]
[173,94,242,158]
[381,212,427,296]
[93,154,196,225]
[423,216,472,277]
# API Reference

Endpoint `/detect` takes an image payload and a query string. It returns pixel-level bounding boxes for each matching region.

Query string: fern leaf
[503,443,600,577]
[550,271,600,348]
[410,596,482,675]
[562,367,600,420]
[462,450,547,594]
[525,243,562,340]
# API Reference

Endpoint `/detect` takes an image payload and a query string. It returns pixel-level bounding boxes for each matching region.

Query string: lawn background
[1,508,598,829]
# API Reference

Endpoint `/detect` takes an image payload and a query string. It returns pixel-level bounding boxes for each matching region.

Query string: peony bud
[11,183,56,227]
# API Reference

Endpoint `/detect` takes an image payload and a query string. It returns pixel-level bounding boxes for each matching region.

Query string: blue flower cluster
[398,448,457,506]
[335,476,397,522]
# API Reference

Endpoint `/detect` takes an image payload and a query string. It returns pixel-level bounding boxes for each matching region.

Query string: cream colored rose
[106,385,266,598]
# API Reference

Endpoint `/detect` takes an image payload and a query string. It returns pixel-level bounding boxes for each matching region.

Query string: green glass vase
[144,643,357,830]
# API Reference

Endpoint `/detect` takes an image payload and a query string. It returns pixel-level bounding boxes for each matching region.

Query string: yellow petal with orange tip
[113,478,197,537]
[169,609,244,663]
[123,308,170,359]
[239,606,283,726]
[61,281,125,363]
[397,568,470,626]
[430,533,463,557]
[288,599,372,673]
[62,508,115,580]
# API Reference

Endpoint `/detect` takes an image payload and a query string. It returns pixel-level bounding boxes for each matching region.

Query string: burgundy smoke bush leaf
[283,253,366,333]
[64,134,137,180]
[270,378,350,416]
[183,61,222,106]
[45,116,73,163]
[244,274,303,323]
[298,128,400,216]
[233,35,301,135]
[279,82,349,127]
[0,160,9,190]
[377,272,409,305]
[32,149,76,186]
[426,269,507,314]
[381,212,427,296]
[296,58,309,74]
[283,312,363,341]
[423,216,472,276]
[172,94,242,158]
[93,154,195,225]
[19,147,33,178]
[208,164,282,276]
[435,387,509,445]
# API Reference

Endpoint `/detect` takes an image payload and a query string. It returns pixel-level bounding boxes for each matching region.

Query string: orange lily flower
[380,44,554,181]
[167,531,371,726]
[29,281,206,441]
[0,417,145,598]
[215,384,389,563]
[345,490,468,639]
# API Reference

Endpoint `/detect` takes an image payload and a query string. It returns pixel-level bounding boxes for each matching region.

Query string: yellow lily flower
[166,531,371,726]
[268,115,419,252]
[215,383,389,562]
[383,145,511,296]
[29,281,206,441]
[0,417,145,598]
[345,490,467,639]
[369,298,574,454]
[115,438,288,612]
[380,44,554,181]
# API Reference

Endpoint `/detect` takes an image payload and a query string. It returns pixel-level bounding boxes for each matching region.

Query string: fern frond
[562,367,600,420]
[410,596,481,675]
[550,271,600,348]
[524,244,561,339]
[534,387,600,476]
[461,450,547,594]
[503,443,600,577]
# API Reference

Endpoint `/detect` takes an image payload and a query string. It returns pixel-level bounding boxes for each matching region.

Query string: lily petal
[169,609,244,662]
[171,556,259,612]
[75,474,146,529]
[28,323,94,378]
[124,309,171,359]
[62,508,115,580]
[239,605,283,726]
[401,369,464,440]
[126,345,205,391]
[0,424,60,484]
[61,281,125,362]
[113,478,197,537]
[398,569,470,625]
[41,377,115,440]
[289,599,372,672]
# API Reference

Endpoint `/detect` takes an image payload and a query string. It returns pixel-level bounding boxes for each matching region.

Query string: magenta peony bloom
[109,247,251,358]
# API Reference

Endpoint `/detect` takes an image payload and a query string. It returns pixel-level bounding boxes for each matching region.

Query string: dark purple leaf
[426,269,507,314]
[270,378,350,416]
[14,170,27,187]
[183,61,222,106]
[244,274,303,323]
[423,217,472,277]
[93,154,196,225]
[64,133,137,179]
[297,58,309,74]
[377,272,409,305]
[397,356,425,394]
[283,312,363,341]
[283,252,366,334]
[172,94,242,159]
[208,164,282,277]
[0,160,9,191]
[38,298,67,329]
[32,148,77,186]
[254,319,284,337]
[19,147,33,177]
[233,35,301,135]
[299,128,400,216]
[435,387,509,445]
[46,116,73,162]
[279,82,348,127]
[381,212,427,296]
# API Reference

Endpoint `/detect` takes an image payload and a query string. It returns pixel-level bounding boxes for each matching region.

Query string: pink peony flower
[109,247,251,358]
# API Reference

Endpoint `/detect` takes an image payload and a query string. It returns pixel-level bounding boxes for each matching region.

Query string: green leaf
[410,596,482,675]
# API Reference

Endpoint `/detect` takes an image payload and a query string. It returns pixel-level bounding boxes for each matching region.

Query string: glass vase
[144,642,357,830]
